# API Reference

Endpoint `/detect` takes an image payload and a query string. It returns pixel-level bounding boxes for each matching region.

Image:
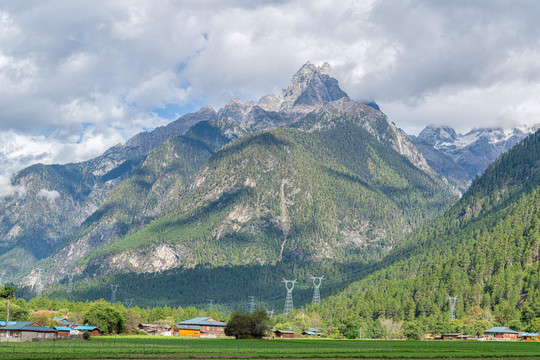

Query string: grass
[0,336,539,359]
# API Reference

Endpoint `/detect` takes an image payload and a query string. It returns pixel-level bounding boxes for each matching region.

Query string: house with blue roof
[0,322,57,341]
[173,317,227,337]
[519,332,539,342]
[0,321,18,326]
[483,326,520,339]
[54,326,74,337]
[74,325,99,336]
[53,317,78,327]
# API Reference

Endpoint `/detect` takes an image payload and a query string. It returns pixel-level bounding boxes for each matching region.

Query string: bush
[82,331,91,340]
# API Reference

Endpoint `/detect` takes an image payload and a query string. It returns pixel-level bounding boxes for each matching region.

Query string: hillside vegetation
[315,130,540,331]
[78,123,455,273]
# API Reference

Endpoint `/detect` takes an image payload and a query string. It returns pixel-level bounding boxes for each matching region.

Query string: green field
[0,336,539,359]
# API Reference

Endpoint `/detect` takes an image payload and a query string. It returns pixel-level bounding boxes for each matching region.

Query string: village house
[483,327,520,339]
[54,326,73,337]
[301,330,317,337]
[0,322,57,341]
[274,329,295,338]
[138,323,159,334]
[519,332,539,342]
[173,324,202,337]
[73,325,99,336]
[442,333,471,340]
[173,317,226,337]
[53,317,78,328]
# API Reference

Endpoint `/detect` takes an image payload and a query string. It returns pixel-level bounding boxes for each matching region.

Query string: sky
[0,0,539,178]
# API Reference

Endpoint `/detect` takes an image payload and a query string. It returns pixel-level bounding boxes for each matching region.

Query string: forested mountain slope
[316,130,540,329]
[43,118,456,306]
[0,106,217,281]
[32,118,245,284]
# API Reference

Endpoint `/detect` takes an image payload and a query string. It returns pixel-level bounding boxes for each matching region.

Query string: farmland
[0,336,539,359]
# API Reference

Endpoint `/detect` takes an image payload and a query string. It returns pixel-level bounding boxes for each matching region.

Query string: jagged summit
[217,62,350,130]
[274,61,348,112]
[417,125,458,146]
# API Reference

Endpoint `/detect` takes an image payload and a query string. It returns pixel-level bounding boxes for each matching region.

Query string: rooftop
[176,317,226,327]
[484,327,519,334]
[74,326,98,331]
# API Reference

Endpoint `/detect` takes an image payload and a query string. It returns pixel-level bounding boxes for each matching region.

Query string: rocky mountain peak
[279,61,349,111]
[417,125,458,146]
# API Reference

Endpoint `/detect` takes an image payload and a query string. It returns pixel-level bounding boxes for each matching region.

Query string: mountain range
[0,62,535,309]
[410,125,537,190]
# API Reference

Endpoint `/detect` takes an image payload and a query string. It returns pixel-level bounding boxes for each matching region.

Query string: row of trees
[6,285,539,340]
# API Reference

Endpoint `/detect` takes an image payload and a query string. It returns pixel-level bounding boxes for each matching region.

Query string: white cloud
[0,0,539,176]
[0,175,26,199]
[38,189,61,201]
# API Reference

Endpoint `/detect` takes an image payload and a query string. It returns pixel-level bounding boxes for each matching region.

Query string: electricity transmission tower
[124,298,134,309]
[0,271,5,286]
[266,309,275,318]
[206,299,215,310]
[448,295,458,322]
[248,296,257,313]
[282,279,297,315]
[34,269,43,298]
[66,273,74,293]
[109,284,119,304]
[311,276,324,305]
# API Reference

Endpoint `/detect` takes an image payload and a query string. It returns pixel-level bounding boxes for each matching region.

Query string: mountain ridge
[1,62,454,294]
[410,124,538,190]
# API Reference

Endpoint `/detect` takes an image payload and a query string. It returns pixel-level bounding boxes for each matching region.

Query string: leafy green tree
[338,318,362,339]
[224,309,270,339]
[527,318,540,333]
[0,286,17,323]
[29,312,53,327]
[508,319,523,331]
[84,301,126,334]
[402,320,423,340]
[472,319,492,336]
[521,304,535,325]
[0,300,28,322]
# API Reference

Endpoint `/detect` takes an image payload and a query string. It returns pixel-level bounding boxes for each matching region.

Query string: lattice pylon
[110,284,119,304]
[282,279,297,315]
[67,273,74,293]
[448,295,458,322]
[311,276,324,305]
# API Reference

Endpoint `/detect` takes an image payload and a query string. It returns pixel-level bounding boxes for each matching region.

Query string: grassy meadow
[0,336,539,359]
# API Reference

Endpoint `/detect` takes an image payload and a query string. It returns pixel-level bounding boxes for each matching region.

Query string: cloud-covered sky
[1,0,539,177]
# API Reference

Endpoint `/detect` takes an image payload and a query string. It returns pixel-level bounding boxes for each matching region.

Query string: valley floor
[0,336,539,359]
